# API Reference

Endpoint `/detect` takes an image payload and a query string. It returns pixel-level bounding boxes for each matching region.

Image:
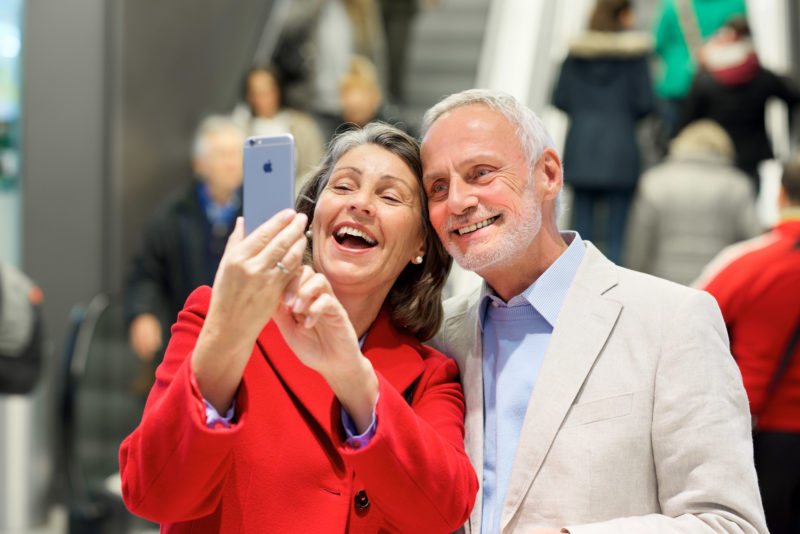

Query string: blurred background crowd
[1,0,799,532]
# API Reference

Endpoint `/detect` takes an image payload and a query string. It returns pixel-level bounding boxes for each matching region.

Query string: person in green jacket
[651,0,746,139]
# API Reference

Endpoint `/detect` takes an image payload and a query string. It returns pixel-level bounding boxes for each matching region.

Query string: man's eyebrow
[422,153,497,184]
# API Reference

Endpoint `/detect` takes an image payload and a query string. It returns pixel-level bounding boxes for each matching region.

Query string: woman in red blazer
[119,123,478,532]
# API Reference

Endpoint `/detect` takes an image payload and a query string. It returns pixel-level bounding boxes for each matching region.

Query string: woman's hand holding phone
[191,210,307,413]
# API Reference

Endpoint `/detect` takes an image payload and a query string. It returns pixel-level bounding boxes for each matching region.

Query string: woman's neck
[336,287,389,339]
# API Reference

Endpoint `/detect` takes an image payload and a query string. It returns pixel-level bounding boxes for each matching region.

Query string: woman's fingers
[289,273,348,330]
[224,217,246,251]
[290,273,331,316]
[251,212,307,272]
[282,265,316,308]
[240,209,299,257]
[301,293,343,329]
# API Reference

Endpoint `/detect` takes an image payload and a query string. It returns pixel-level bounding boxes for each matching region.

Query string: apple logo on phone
[263,161,272,173]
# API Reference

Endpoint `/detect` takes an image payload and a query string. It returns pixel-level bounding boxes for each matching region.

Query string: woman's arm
[120,210,308,522]
[192,211,307,412]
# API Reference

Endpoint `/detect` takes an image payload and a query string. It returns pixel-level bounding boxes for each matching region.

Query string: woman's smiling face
[312,143,426,300]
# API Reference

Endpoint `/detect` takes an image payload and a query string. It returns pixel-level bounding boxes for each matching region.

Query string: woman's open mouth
[334,225,378,249]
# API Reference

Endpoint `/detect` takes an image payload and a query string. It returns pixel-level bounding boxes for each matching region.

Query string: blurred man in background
[696,155,800,534]
[125,116,245,368]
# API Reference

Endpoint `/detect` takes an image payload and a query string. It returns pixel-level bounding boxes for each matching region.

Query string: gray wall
[112,0,274,292]
[22,0,108,352]
[23,0,273,351]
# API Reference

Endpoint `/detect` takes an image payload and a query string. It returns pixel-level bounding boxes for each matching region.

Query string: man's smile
[455,215,499,236]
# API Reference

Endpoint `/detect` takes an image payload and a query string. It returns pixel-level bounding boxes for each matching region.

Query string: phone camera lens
[249,139,256,146]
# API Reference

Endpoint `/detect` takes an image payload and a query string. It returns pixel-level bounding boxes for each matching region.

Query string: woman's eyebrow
[332,165,363,175]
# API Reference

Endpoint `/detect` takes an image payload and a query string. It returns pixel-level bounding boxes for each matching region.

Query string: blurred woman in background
[553,0,654,263]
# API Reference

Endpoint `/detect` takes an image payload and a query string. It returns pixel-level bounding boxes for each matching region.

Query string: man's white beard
[447,191,542,275]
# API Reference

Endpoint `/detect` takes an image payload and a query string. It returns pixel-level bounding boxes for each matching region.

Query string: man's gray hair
[421,89,555,171]
[192,115,246,159]
[421,88,562,218]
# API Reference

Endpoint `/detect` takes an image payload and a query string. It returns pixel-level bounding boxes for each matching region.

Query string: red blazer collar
[255,306,426,435]
[362,306,426,394]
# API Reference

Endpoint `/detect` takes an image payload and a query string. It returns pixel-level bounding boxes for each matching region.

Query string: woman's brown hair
[296,122,452,341]
[589,0,631,32]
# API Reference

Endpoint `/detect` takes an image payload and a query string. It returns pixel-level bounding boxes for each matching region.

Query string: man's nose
[447,176,479,214]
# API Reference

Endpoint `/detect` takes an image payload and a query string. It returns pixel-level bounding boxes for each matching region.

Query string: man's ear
[537,147,563,201]
[191,157,205,178]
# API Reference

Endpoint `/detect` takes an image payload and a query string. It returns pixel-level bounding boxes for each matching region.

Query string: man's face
[421,104,543,274]
[195,129,244,197]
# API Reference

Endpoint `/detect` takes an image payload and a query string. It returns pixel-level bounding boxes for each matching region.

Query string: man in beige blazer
[420,89,767,534]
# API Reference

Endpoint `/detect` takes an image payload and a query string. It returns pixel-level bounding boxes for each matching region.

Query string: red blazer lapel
[253,308,426,437]
[362,307,425,396]
[255,321,340,437]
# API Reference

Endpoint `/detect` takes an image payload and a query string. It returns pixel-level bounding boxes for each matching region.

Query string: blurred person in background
[624,119,760,285]
[378,0,440,105]
[124,116,245,374]
[119,123,478,532]
[317,54,415,139]
[275,0,387,135]
[552,0,654,264]
[679,16,800,192]
[651,0,746,143]
[0,261,43,395]
[232,64,325,193]
[695,155,800,534]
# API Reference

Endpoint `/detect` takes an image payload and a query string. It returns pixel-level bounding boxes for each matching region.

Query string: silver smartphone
[243,134,296,234]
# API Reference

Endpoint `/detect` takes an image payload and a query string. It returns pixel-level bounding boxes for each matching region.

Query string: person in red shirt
[696,156,800,534]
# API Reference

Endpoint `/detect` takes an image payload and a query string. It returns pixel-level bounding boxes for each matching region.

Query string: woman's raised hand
[273,266,379,433]
[192,210,307,413]
[206,211,307,338]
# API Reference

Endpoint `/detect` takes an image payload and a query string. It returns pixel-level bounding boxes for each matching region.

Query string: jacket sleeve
[338,352,479,533]
[565,291,768,534]
[678,71,708,133]
[632,56,656,119]
[119,286,250,523]
[552,58,572,113]
[123,211,171,325]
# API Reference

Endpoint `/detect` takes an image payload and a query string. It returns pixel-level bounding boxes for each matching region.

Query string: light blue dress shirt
[479,232,585,534]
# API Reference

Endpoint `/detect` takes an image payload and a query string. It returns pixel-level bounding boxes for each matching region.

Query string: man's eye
[429,182,448,194]
[475,168,492,178]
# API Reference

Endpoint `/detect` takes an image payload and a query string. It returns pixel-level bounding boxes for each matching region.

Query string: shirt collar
[479,231,585,329]
[197,182,242,225]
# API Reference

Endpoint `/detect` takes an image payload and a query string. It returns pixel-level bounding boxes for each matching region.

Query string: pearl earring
[414,255,424,264]
[305,226,313,239]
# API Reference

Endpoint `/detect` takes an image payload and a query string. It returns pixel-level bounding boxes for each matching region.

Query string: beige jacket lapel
[501,243,622,532]
[434,284,488,534]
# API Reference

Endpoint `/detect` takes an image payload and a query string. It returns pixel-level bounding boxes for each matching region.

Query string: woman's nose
[348,190,375,215]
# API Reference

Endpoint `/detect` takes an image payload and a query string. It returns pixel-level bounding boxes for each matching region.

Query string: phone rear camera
[249,139,256,146]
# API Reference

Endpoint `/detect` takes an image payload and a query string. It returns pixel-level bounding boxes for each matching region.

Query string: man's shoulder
[580,244,707,307]
[442,284,484,322]
[146,183,203,225]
